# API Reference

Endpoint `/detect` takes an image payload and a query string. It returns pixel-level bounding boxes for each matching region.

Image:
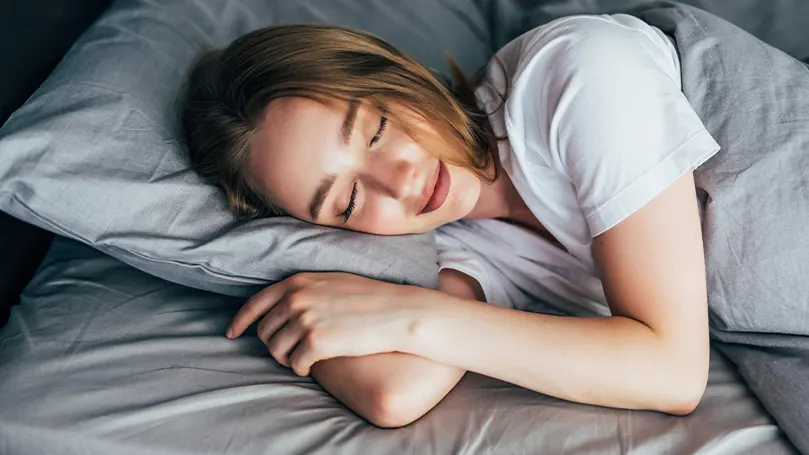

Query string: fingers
[259,300,320,371]
[262,320,300,368]
[289,331,333,377]
[255,302,290,343]
[228,280,288,338]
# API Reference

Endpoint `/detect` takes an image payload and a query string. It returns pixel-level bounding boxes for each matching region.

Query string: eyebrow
[309,173,337,221]
[339,100,360,145]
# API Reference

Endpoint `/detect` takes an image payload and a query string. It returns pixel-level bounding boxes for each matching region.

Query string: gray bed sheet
[0,237,795,454]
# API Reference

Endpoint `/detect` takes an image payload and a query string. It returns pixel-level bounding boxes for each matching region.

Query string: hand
[227,272,431,376]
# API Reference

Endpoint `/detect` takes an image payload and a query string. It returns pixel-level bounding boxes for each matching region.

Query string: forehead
[248,96,348,218]
[259,96,345,138]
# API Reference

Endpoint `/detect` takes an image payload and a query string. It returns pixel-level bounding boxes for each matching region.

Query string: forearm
[307,269,477,428]
[311,353,464,427]
[407,298,708,414]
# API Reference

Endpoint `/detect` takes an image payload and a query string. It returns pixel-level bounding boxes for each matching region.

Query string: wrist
[399,287,459,359]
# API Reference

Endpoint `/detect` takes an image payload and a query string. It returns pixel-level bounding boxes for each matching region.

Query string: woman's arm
[228,173,708,415]
[311,353,462,428]
[309,269,483,428]
[408,172,710,415]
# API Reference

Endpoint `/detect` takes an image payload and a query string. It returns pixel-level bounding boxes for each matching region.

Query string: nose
[363,157,419,201]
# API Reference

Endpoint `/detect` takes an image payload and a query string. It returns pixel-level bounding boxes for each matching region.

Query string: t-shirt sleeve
[512,15,720,237]
[435,227,514,309]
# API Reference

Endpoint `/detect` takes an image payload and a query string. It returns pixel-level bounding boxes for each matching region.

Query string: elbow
[656,369,708,416]
[647,335,710,416]
[363,387,431,429]
[659,390,703,416]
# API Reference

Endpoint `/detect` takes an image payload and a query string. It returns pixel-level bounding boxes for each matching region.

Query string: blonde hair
[180,24,498,220]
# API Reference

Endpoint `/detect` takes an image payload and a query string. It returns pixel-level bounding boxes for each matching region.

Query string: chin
[436,168,480,226]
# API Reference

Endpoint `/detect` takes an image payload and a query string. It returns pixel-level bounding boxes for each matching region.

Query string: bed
[0,236,796,454]
[1,1,808,454]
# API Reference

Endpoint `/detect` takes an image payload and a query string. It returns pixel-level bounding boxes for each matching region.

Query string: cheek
[356,197,410,235]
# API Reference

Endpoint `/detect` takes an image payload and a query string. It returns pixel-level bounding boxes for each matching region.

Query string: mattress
[0,237,795,454]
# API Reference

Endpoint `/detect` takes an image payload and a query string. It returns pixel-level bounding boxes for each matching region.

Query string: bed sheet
[0,237,795,454]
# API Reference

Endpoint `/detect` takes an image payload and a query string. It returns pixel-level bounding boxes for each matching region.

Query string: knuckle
[289,273,312,287]
[267,342,287,364]
[285,292,308,312]
[256,318,272,339]
[243,296,259,312]
[259,332,273,348]
[297,311,318,328]
[267,344,278,358]
[268,345,283,361]
[290,364,300,374]
[290,359,303,375]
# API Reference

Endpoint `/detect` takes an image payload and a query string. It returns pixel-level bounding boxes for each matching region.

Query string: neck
[463,159,562,249]
[464,162,522,221]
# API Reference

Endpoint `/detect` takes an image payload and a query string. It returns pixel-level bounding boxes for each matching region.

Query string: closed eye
[340,111,384,223]
[341,182,358,223]
[370,116,388,146]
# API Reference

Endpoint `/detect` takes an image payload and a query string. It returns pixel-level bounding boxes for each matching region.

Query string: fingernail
[226,327,234,339]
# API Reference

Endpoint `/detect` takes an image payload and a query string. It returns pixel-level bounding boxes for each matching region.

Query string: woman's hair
[180,24,499,220]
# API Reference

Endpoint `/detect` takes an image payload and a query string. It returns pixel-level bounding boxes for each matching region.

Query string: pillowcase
[0,0,494,296]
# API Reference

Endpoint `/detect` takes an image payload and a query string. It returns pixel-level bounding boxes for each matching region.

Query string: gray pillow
[0,0,493,296]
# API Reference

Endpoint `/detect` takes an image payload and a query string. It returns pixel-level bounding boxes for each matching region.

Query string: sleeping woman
[180,15,721,427]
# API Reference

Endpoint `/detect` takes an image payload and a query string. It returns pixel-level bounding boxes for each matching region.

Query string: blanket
[634,3,809,452]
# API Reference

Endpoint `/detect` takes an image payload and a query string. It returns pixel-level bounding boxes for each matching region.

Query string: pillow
[0,0,494,296]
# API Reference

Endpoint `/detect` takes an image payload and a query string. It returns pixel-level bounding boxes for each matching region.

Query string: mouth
[418,161,450,215]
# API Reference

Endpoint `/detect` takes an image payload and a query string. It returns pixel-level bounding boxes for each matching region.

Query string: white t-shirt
[435,14,720,316]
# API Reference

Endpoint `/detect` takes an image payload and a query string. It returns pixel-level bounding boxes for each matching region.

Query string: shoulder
[484,14,679,171]
[479,14,675,124]
[506,14,673,82]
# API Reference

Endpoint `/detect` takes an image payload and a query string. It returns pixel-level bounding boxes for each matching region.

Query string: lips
[419,161,450,215]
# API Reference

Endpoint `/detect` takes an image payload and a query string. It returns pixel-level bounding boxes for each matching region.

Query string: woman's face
[249,97,482,235]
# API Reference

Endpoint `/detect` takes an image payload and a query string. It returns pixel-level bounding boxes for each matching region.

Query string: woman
[181,14,719,428]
